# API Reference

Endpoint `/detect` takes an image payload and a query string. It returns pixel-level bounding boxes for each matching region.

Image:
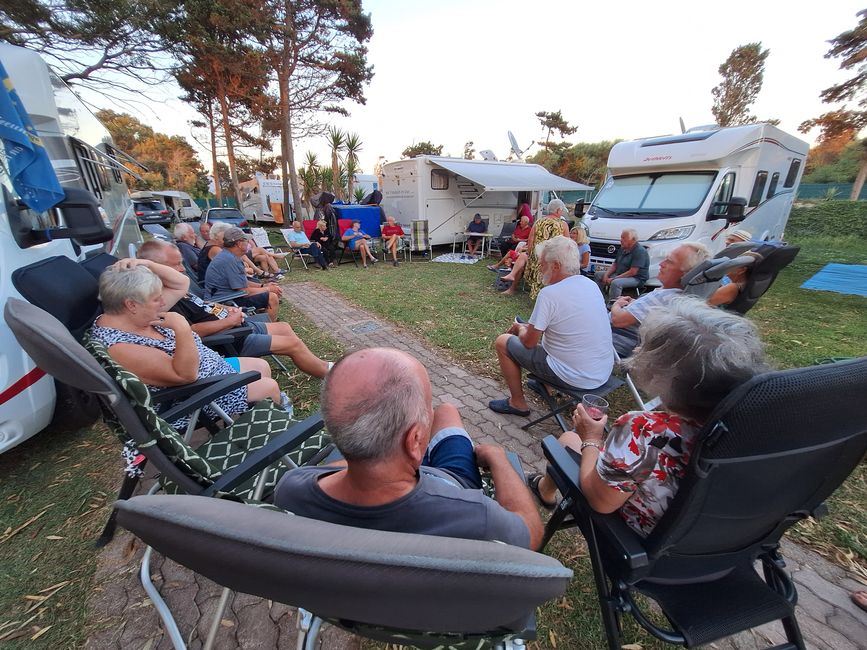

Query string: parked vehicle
[202,207,249,228]
[0,43,143,453]
[583,123,808,284]
[131,191,175,226]
[152,190,202,221]
[380,156,591,246]
[353,173,379,199]
[239,172,293,224]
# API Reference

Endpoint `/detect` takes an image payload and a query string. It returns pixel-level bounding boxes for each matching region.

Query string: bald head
[322,348,432,461]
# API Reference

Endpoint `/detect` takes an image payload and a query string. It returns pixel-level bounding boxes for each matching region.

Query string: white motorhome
[152,190,202,221]
[240,172,293,224]
[381,156,592,245]
[584,123,808,284]
[353,173,379,199]
[0,43,142,453]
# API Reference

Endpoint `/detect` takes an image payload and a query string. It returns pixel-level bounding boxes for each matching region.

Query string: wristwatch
[580,440,603,452]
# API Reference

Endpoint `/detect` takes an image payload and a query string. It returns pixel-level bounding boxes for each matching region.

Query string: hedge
[787,201,867,239]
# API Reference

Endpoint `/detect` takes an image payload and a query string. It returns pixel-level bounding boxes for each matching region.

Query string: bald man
[274,348,542,549]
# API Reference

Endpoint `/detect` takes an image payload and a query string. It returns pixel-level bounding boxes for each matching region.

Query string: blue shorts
[225,357,241,372]
[239,321,273,357]
[423,427,482,490]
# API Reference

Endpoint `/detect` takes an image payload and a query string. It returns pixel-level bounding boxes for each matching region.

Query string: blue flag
[0,60,64,213]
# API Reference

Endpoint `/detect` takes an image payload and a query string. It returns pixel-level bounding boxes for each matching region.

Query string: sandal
[527,473,557,511]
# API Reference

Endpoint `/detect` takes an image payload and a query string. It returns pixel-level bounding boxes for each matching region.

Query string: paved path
[85,281,867,649]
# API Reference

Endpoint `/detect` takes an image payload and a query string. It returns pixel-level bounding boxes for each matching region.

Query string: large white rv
[240,172,293,224]
[381,156,592,245]
[152,189,202,221]
[0,43,142,453]
[583,123,808,283]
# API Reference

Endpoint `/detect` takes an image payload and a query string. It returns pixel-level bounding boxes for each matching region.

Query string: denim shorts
[422,426,482,490]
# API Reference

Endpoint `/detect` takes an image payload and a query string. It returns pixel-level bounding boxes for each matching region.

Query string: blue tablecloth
[800,263,867,297]
[334,205,382,237]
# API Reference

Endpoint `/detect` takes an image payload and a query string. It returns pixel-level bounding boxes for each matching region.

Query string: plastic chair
[538,356,867,649]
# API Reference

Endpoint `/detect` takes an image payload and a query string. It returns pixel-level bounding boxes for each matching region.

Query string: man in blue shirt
[466,213,487,257]
[284,220,329,270]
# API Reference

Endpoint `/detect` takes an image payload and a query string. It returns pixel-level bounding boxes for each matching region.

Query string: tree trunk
[278,66,292,221]
[285,111,302,219]
[850,158,867,200]
[331,149,340,201]
[212,64,241,208]
[207,108,222,204]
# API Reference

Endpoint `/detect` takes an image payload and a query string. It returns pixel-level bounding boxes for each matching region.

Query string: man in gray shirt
[274,348,542,549]
[596,229,650,300]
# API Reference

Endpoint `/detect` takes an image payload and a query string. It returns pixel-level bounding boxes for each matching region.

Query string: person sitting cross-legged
[528,298,769,536]
[465,213,487,257]
[609,242,711,358]
[342,219,377,268]
[381,215,405,266]
[139,240,331,378]
[489,236,613,417]
[285,220,329,270]
[595,228,650,300]
[274,347,543,549]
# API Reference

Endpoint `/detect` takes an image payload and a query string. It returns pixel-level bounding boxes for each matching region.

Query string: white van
[239,172,293,224]
[381,156,591,245]
[0,43,141,453]
[152,190,202,221]
[584,123,808,284]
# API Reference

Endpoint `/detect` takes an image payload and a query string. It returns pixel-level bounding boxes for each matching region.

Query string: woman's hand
[572,404,606,442]
[151,311,191,334]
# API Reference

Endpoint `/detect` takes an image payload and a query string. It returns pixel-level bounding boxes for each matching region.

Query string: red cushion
[302,220,318,238]
[338,219,354,236]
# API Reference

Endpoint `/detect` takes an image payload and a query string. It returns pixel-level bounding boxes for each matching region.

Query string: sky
[81,0,864,178]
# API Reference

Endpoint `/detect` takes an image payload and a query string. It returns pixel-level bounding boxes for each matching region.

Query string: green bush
[787,201,867,239]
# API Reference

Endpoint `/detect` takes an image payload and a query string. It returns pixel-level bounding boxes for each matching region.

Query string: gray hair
[536,235,581,276]
[676,241,712,271]
[98,264,163,314]
[173,222,194,239]
[626,296,770,422]
[547,198,565,216]
[209,221,233,239]
[137,239,173,262]
[621,228,639,242]
[321,351,432,462]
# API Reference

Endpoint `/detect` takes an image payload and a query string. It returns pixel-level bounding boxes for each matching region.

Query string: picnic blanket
[800,263,867,297]
[433,253,480,264]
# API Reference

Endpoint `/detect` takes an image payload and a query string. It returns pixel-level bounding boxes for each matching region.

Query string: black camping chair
[490,222,517,257]
[682,242,800,313]
[538,356,867,649]
[115,493,572,649]
[522,373,624,432]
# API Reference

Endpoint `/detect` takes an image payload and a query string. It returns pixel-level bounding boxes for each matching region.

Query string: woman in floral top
[529,297,769,536]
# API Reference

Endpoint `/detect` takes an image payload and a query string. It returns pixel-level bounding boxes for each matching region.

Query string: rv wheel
[50,380,100,432]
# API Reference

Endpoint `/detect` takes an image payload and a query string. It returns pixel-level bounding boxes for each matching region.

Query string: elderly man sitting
[173,222,202,273]
[610,242,711,358]
[274,347,542,549]
[596,228,650,300]
[285,220,329,270]
[489,236,614,417]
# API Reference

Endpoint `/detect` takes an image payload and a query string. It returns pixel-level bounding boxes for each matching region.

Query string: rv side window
[183,199,192,207]
[711,172,736,216]
[70,139,104,200]
[783,159,801,188]
[766,172,780,199]
[748,171,768,207]
[431,169,449,190]
[105,145,123,183]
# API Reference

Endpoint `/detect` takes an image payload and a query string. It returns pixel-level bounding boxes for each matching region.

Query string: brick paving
[84,281,867,649]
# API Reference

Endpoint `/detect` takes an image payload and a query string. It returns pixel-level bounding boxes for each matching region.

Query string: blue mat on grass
[800,263,867,297]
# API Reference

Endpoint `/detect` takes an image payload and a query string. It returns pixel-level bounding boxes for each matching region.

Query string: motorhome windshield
[593,172,716,218]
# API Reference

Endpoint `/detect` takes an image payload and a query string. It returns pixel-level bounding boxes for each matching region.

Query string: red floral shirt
[596,411,698,536]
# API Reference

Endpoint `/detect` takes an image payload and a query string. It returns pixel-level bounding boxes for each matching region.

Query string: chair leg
[203,587,233,650]
[95,471,141,547]
[540,496,574,550]
[297,608,324,650]
[268,354,290,374]
[584,518,624,650]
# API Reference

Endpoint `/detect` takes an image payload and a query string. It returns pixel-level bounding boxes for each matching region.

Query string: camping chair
[335,218,361,266]
[279,228,313,270]
[538,356,867,649]
[682,241,799,314]
[490,221,517,258]
[522,371,625,432]
[380,225,411,263]
[4,298,333,647]
[250,226,290,271]
[142,223,174,241]
[114,492,571,650]
[408,219,432,261]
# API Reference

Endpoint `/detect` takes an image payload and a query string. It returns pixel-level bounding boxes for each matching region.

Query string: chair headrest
[116,495,572,634]
[4,298,118,396]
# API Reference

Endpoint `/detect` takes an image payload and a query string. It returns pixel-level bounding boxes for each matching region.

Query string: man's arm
[189,307,245,337]
[475,444,543,550]
[514,322,543,349]
[609,296,639,328]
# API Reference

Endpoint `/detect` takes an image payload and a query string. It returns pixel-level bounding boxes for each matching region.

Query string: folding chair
[4,298,333,648]
[250,226,290,271]
[490,221,517,257]
[115,490,571,650]
[142,223,174,241]
[539,356,867,649]
[380,226,411,263]
[279,228,313,270]
[522,372,625,432]
[408,219,432,261]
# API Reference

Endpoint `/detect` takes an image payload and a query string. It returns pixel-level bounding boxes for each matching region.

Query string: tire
[49,380,100,432]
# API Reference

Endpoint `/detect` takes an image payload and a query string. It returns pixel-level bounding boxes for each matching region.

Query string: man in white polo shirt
[489,236,613,417]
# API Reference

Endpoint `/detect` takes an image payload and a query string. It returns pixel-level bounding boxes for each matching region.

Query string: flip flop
[488,398,530,417]
[527,473,557,511]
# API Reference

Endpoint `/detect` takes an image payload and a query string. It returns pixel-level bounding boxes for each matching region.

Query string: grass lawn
[1,221,864,647]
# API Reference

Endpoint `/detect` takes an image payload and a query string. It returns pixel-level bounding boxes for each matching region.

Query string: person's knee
[268,322,294,336]
[433,402,461,427]
[246,357,272,379]
[271,334,303,355]
[495,333,512,353]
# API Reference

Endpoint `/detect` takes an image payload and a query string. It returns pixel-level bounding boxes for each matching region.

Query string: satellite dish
[508,131,523,160]
[479,149,498,161]
[679,117,686,134]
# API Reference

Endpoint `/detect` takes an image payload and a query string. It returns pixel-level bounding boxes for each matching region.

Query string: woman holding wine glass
[527,297,769,537]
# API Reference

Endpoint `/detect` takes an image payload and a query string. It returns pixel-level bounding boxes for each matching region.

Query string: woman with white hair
[524,198,570,298]
[88,260,284,430]
[528,297,770,536]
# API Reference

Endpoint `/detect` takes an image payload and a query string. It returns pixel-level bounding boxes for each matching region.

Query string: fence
[797,183,867,200]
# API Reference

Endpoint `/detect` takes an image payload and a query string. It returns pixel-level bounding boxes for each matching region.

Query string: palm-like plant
[344,157,360,202]
[353,187,366,204]
[327,126,345,200]
[344,132,363,200]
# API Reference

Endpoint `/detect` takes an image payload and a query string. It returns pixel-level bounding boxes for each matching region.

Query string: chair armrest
[159,371,261,422]
[215,291,250,304]
[200,333,236,348]
[150,375,228,403]
[202,411,326,496]
[506,450,526,482]
[541,436,648,571]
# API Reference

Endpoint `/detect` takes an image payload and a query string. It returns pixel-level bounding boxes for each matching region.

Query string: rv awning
[429,157,593,192]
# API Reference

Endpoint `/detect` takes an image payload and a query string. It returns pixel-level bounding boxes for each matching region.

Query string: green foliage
[401,141,444,158]
[711,42,771,126]
[803,139,865,183]
[528,140,619,187]
[787,201,867,238]
[535,110,578,149]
